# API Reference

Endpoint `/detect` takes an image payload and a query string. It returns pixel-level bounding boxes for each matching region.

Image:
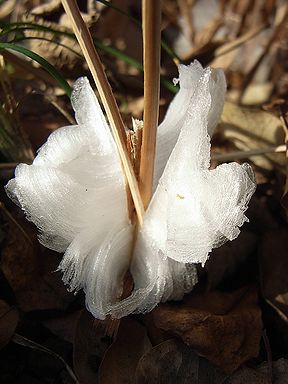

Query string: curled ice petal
[143,64,256,267]
[6,78,131,317]
[154,60,226,186]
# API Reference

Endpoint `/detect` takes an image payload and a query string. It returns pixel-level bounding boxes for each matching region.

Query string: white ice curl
[6,61,256,319]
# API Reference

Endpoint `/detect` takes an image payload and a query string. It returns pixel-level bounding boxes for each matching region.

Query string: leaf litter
[0,0,288,383]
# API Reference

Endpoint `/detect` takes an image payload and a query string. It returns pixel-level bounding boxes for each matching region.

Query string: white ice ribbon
[6,61,256,319]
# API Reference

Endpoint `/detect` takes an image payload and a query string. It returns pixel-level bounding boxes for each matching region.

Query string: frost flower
[6,61,256,319]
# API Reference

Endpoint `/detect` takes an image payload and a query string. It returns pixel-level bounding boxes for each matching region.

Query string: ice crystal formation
[6,61,256,319]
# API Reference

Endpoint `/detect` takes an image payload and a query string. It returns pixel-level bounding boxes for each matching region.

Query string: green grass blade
[94,39,143,70]
[0,43,72,97]
[11,36,82,59]
[0,22,74,39]
[1,23,178,93]
[94,39,178,93]
[96,0,180,61]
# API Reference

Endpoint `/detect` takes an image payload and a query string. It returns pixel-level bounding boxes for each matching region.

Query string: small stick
[139,0,161,209]
[61,0,144,225]
[12,333,79,383]
[212,144,286,162]
[0,162,20,169]
[214,23,267,59]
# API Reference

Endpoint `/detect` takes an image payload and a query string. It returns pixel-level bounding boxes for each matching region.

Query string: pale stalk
[61,0,144,225]
[212,144,287,162]
[139,0,161,209]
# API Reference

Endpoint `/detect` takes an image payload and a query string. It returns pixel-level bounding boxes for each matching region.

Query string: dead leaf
[0,300,18,349]
[73,309,112,384]
[227,358,288,384]
[225,365,269,384]
[0,0,16,18]
[261,358,288,384]
[136,339,288,384]
[220,102,286,171]
[241,83,274,106]
[135,339,227,384]
[98,317,152,384]
[1,217,73,312]
[152,286,262,373]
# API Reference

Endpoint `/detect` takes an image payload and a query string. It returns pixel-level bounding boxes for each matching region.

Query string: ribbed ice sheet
[6,61,256,319]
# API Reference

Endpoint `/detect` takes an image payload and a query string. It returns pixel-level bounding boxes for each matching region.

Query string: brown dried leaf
[258,359,288,384]
[21,0,103,74]
[226,365,269,384]
[136,340,288,384]
[220,102,286,171]
[0,300,19,349]
[136,339,288,384]
[98,317,152,384]
[135,339,227,384]
[240,83,274,106]
[152,286,262,373]
[0,0,17,18]
[1,218,73,312]
[227,359,288,384]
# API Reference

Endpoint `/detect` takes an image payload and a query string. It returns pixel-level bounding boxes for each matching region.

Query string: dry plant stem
[139,0,161,209]
[178,0,195,43]
[12,333,79,383]
[214,23,267,59]
[61,0,144,225]
[184,22,265,66]
[0,162,21,169]
[212,144,287,162]
[43,94,75,125]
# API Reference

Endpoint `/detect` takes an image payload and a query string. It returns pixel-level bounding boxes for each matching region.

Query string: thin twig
[43,94,75,125]
[12,333,79,383]
[178,0,195,43]
[61,0,144,225]
[212,144,286,162]
[214,23,267,59]
[0,162,20,169]
[139,0,161,209]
